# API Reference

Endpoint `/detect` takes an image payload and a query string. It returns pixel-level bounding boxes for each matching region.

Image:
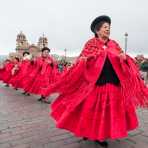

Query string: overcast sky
[0,0,147,56]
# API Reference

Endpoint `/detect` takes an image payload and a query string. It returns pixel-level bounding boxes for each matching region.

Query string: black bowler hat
[23,51,30,56]
[41,47,51,52]
[90,15,111,33]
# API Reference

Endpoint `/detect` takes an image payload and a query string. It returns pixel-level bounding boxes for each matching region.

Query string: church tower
[16,31,29,53]
[37,34,48,50]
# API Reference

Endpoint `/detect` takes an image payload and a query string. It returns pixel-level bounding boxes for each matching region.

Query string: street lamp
[64,48,67,61]
[124,32,128,53]
[42,33,45,48]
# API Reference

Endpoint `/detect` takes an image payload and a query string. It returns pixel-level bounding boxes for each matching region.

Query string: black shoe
[38,97,43,101]
[5,84,9,87]
[22,91,26,95]
[95,140,108,147]
[44,100,51,104]
[26,93,30,96]
[38,96,45,101]
[39,96,45,101]
[83,137,88,141]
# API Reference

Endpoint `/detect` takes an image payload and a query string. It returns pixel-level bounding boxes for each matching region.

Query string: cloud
[0,0,147,56]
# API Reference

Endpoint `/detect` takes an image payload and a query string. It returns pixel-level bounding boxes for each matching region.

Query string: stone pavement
[0,82,148,148]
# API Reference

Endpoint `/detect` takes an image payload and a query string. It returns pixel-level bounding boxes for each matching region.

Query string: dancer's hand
[87,55,97,60]
[46,60,52,64]
[80,56,87,61]
[119,53,126,60]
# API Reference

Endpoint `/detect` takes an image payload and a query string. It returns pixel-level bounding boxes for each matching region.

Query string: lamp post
[64,48,67,61]
[42,33,45,48]
[124,32,128,53]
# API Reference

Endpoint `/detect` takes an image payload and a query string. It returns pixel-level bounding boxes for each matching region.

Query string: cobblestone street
[0,82,148,148]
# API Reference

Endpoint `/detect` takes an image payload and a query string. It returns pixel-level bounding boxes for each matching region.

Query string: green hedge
[141,62,148,71]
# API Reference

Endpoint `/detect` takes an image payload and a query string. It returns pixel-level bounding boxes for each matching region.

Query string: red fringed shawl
[43,37,148,108]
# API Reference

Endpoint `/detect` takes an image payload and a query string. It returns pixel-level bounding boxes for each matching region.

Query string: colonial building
[15,31,48,57]
[37,34,48,49]
[16,31,29,54]
[7,31,75,63]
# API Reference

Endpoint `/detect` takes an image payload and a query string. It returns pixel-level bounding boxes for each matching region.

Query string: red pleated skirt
[51,83,138,141]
